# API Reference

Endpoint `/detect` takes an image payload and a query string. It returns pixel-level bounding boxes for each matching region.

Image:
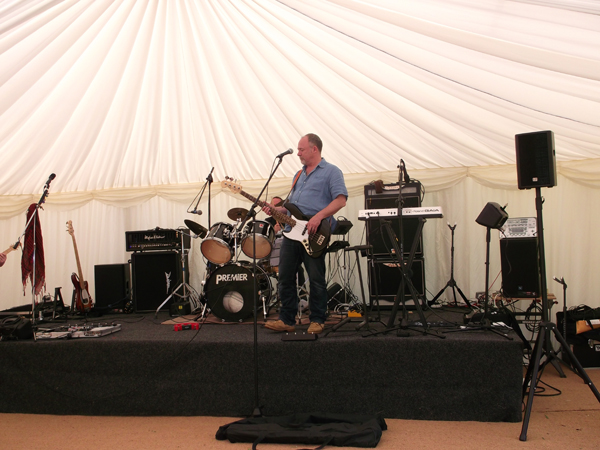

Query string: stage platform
[0,308,524,422]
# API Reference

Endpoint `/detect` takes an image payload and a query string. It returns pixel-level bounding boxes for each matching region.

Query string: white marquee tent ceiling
[1,0,599,202]
[0,0,599,311]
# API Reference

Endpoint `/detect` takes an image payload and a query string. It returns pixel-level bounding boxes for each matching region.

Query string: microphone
[45,173,56,187]
[276,148,294,159]
[400,159,410,183]
[190,209,203,215]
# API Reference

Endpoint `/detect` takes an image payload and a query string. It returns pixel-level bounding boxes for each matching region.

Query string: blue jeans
[278,237,328,325]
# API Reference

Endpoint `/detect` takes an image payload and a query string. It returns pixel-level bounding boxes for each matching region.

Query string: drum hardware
[154,228,203,318]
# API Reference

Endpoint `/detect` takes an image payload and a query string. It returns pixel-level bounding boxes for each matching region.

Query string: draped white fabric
[0,1,599,310]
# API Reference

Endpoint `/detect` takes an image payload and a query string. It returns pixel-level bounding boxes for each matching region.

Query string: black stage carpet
[0,308,523,422]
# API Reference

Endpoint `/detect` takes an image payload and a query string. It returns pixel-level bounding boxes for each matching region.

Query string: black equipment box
[126,228,190,252]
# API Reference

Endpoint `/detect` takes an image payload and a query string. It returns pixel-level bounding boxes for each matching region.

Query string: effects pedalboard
[35,323,122,339]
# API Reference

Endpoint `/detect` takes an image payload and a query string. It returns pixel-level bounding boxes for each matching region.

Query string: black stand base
[444,315,513,340]
[430,279,472,308]
[520,321,600,441]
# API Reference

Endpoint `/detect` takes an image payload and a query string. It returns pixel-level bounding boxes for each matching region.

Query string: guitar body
[71,273,93,313]
[283,203,331,258]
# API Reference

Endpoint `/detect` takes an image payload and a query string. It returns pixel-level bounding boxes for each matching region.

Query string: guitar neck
[70,234,86,288]
[238,190,296,227]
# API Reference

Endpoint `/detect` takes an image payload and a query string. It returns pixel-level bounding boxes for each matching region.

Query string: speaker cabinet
[364,188,422,257]
[515,130,556,190]
[500,238,540,298]
[131,251,186,312]
[94,263,131,309]
[476,202,508,229]
[368,259,425,308]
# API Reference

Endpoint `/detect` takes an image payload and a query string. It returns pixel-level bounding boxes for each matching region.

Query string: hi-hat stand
[520,187,600,440]
[429,223,472,308]
[154,229,202,318]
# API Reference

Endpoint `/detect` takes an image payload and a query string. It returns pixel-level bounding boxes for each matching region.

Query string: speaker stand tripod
[520,187,600,440]
[154,230,201,318]
[429,223,471,308]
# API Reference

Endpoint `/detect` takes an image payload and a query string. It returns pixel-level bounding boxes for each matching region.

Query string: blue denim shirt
[286,158,348,230]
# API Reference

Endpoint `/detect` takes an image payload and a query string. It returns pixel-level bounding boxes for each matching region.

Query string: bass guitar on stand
[66,221,93,312]
[222,177,331,258]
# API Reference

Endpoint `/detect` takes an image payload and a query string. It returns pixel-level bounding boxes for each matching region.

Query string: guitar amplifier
[126,228,190,252]
[368,258,425,308]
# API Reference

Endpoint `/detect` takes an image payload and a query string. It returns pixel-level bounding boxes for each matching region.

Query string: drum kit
[189,206,287,322]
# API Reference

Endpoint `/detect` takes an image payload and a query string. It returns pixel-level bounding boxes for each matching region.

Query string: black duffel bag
[0,315,33,340]
[216,412,387,449]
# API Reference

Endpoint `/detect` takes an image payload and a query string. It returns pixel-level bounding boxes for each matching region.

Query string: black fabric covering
[216,412,387,448]
[0,310,523,421]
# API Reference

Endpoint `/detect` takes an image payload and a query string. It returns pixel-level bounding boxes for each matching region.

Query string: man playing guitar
[262,133,347,334]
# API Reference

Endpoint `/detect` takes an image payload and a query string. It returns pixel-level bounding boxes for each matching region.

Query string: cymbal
[227,207,248,221]
[184,219,208,238]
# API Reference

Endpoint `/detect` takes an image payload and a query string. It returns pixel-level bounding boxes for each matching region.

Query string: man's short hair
[304,133,322,152]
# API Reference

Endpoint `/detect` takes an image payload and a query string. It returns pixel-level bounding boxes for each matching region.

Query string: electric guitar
[0,242,20,267]
[66,221,93,312]
[222,177,331,258]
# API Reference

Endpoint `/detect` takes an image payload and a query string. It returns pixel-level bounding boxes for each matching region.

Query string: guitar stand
[429,223,472,308]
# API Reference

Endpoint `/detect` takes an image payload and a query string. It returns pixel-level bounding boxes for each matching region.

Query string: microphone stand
[16,175,55,325]
[188,167,214,229]
[241,154,287,418]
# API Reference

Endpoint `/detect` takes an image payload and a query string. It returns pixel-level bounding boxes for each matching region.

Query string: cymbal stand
[429,223,472,308]
[154,230,201,318]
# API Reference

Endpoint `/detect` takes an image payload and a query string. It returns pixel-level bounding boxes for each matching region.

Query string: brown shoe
[264,320,295,332]
[307,322,325,334]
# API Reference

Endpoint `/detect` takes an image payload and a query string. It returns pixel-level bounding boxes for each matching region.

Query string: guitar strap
[282,170,302,205]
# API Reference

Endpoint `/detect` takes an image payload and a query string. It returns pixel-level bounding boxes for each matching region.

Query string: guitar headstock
[222,176,242,194]
[66,220,74,236]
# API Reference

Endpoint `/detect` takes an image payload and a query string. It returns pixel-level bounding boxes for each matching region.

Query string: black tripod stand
[429,223,471,308]
[520,187,600,440]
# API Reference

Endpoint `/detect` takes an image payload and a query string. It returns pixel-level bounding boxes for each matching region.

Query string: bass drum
[205,262,272,322]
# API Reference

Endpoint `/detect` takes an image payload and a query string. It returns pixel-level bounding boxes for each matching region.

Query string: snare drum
[241,220,275,260]
[201,222,234,265]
